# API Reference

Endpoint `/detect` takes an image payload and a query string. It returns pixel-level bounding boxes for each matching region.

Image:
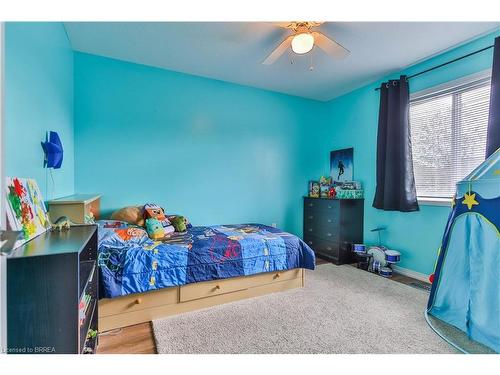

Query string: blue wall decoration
[41,131,64,168]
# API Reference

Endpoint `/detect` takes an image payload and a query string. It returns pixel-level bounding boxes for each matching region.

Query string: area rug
[152,264,456,354]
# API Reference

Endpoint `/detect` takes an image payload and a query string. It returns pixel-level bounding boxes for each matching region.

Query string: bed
[97,221,315,331]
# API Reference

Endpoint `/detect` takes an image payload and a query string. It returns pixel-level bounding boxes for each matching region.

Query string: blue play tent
[426,148,500,353]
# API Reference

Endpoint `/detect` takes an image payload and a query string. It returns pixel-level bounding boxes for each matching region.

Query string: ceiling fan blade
[262,35,293,65]
[312,32,350,59]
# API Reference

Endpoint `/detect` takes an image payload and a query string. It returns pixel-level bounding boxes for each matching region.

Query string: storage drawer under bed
[179,269,302,302]
[99,286,179,317]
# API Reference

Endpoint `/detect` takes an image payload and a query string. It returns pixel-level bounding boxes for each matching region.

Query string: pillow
[111,206,145,227]
[114,227,148,241]
[97,220,129,229]
[96,220,148,244]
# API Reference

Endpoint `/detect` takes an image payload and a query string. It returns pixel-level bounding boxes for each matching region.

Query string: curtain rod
[374,44,494,91]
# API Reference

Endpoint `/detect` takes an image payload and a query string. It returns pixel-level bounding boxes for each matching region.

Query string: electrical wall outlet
[271,223,277,228]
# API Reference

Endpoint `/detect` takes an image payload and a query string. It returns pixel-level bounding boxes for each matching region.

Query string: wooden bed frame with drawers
[98,268,305,331]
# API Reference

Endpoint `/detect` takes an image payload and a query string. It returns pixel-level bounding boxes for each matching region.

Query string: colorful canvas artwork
[5,177,51,249]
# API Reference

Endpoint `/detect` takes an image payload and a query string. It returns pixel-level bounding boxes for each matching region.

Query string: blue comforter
[97,222,315,298]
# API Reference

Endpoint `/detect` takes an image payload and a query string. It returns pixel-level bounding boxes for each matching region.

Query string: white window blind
[409,74,491,199]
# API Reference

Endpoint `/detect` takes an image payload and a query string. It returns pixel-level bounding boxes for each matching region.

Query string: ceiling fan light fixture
[291,32,314,54]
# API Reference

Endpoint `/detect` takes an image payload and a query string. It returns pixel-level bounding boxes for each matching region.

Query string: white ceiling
[64,22,500,101]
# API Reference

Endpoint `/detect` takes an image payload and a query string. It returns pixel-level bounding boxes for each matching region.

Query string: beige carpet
[152,264,457,354]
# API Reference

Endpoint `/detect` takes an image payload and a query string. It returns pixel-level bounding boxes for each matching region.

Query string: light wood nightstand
[48,194,101,224]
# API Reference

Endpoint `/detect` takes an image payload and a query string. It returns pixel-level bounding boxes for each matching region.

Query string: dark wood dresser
[303,197,364,265]
[5,225,98,354]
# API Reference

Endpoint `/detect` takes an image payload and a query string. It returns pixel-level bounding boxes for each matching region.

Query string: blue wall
[319,30,500,275]
[5,22,74,200]
[74,52,326,235]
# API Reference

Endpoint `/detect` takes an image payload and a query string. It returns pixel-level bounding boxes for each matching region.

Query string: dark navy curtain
[373,75,419,212]
[486,36,500,157]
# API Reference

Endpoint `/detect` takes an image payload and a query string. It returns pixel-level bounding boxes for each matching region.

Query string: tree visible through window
[409,76,490,199]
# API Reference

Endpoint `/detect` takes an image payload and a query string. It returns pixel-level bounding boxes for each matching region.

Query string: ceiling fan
[262,22,350,65]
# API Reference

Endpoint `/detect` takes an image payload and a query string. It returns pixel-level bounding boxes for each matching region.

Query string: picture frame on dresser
[303,196,364,265]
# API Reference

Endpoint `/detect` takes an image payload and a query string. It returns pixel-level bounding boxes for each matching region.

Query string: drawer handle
[274,273,281,279]
[135,298,142,305]
[326,247,332,251]
[328,205,332,209]
[308,228,312,232]
[327,233,332,237]
[308,215,313,219]
[327,219,332,223]
[214,285,221,290]
[309,203,313,207]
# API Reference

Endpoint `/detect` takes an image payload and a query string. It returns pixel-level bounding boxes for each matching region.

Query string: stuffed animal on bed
[167,215,192,231]
[111,206,145,227]
[143,203,175,238]
[145,218,170,240]
[170,216,187,232]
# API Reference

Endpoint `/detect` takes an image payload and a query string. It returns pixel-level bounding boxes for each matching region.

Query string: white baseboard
[391,265,430,283]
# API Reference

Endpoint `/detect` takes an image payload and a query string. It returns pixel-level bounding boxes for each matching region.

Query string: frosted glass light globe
[291,33,314,54]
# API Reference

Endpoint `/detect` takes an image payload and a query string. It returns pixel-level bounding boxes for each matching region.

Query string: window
[409,72,491,200]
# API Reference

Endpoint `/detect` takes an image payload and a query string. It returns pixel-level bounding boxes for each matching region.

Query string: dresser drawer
[303,225,339,241]
[304,198,340,213]
[99,286,179,317]
[304,209,339,224]
[303,235,339,258]
[304,210,339,234]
